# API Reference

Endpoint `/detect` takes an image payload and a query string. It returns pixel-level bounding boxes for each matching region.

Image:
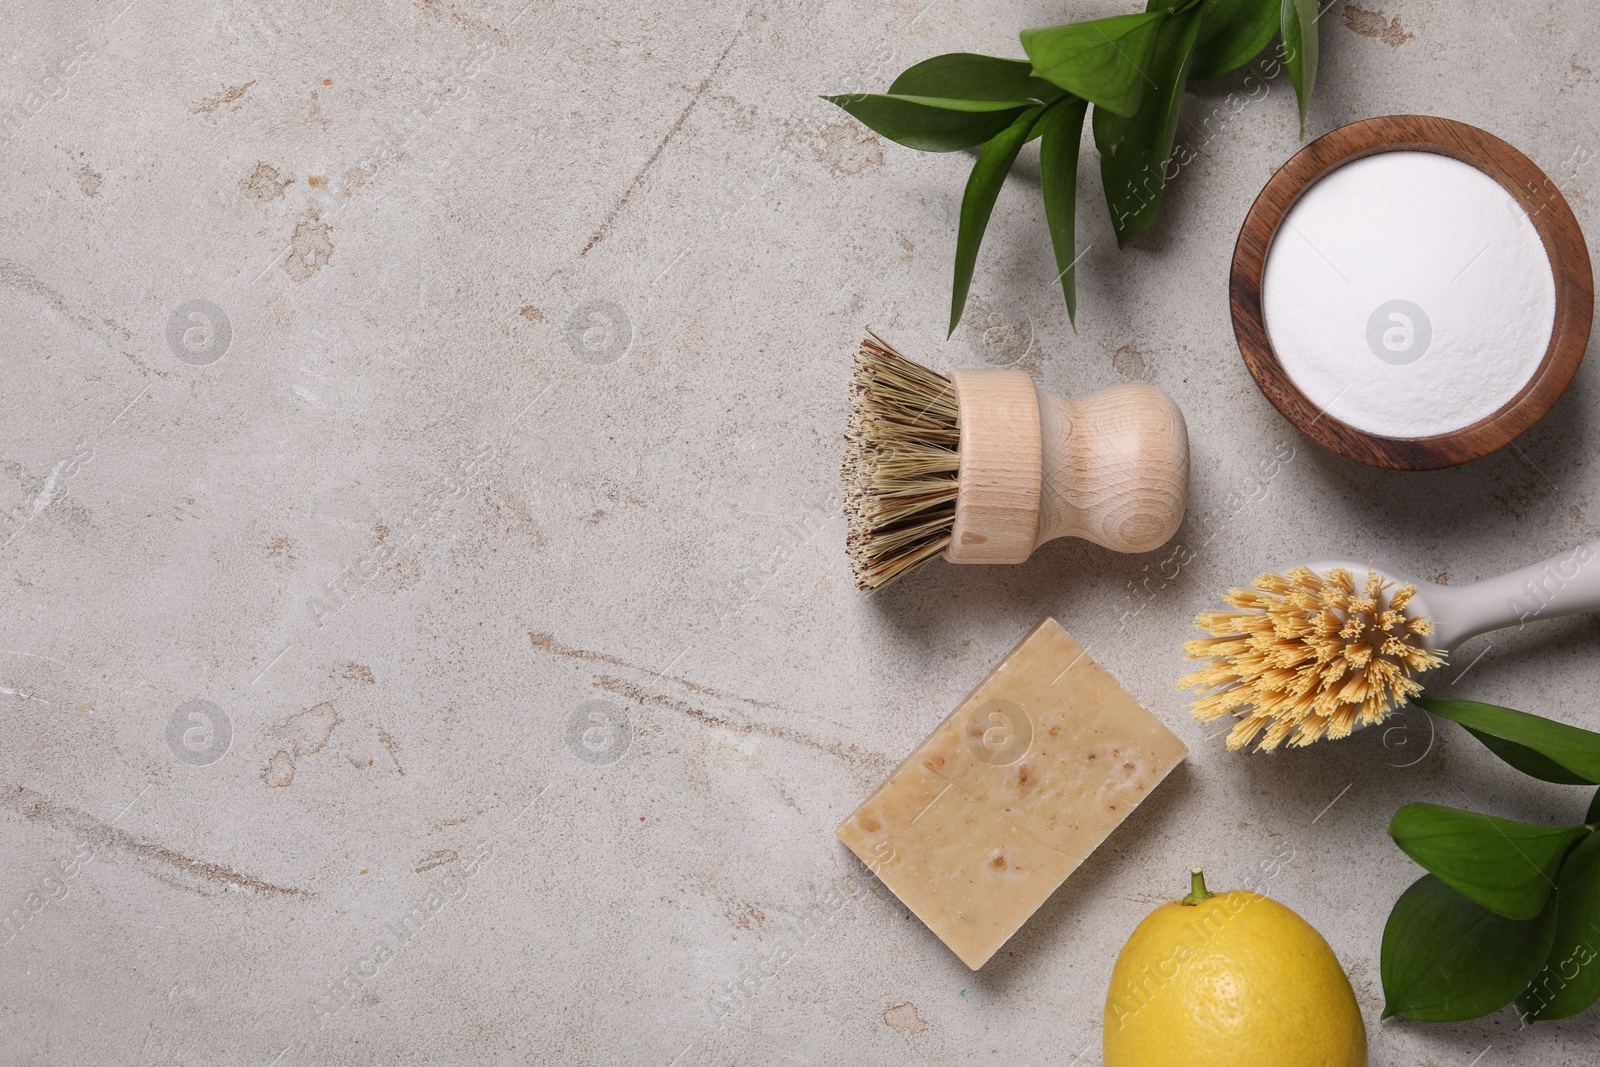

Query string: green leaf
[822,94,1033,152]
[1418,698,1600,785]
[888,53,1062,104]
[1037,96,1089,326]
[1465,729,1597,785]
[1190,0,1280,79]
[1518,831,1600,1021]
[1382,873,1557,1022]
[1021,12,1166,117]
[1587,787,1600,826]
[1280,0,1319,137]
[1092,5,1204,246]
[1389,803,1588,919]
[949,107,1041,336]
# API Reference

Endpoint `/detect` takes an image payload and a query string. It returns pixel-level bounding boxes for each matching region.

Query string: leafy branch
[824,0,1321,335]
[1381,699,1600,1023]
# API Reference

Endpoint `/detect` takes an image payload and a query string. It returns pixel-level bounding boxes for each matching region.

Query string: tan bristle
[1179,567,1447,751]
[842,332,959,591]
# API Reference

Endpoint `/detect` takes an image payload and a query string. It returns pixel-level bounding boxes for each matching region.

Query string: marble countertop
[3,0,1598,1063]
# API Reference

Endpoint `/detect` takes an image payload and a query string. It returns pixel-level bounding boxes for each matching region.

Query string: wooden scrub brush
[842,333,1190,591]
[1181,541,1600,750]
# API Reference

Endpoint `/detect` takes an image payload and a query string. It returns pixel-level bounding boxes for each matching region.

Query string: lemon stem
[1181,866,1213,906]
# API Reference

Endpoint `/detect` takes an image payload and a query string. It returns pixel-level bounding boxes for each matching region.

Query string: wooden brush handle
[1036,382,1189,554]
[945,370,1188,565]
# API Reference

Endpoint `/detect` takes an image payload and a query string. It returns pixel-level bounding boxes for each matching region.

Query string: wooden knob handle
[944,371,1188,564]
[1035,382,1188,554]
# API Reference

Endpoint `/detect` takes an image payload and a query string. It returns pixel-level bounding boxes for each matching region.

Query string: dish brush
[842,333,1190,591]
[1182,542,1600,750]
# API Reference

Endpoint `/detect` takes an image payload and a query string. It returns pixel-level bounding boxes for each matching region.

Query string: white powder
[1261,151,1556,438]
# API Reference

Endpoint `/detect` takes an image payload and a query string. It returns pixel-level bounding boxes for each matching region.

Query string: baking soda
[1261,151,1556,438]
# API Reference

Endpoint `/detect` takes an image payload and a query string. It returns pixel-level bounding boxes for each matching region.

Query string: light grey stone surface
[1,0,1598,1063]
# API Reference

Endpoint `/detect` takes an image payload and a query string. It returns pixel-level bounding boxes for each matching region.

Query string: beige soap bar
[838,617,1187,970]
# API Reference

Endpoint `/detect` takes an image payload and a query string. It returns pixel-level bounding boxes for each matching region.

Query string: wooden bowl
[1230,115,1593,470]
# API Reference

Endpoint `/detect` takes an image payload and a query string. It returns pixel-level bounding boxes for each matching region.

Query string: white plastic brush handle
[1423,539,1600,648]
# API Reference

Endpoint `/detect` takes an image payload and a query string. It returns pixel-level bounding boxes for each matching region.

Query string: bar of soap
[837,617,1187,969]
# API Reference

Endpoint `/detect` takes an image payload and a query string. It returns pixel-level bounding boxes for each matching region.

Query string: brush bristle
[842,333,959,591]
[1179,566,1447,751]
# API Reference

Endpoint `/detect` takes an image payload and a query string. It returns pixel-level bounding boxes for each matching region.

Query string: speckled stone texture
[1,1,1598,1064]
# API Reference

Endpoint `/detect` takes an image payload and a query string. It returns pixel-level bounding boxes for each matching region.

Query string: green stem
[1181,866,1214,906]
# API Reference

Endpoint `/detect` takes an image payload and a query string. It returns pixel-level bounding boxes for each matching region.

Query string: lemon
[1104,868,1366,1067]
